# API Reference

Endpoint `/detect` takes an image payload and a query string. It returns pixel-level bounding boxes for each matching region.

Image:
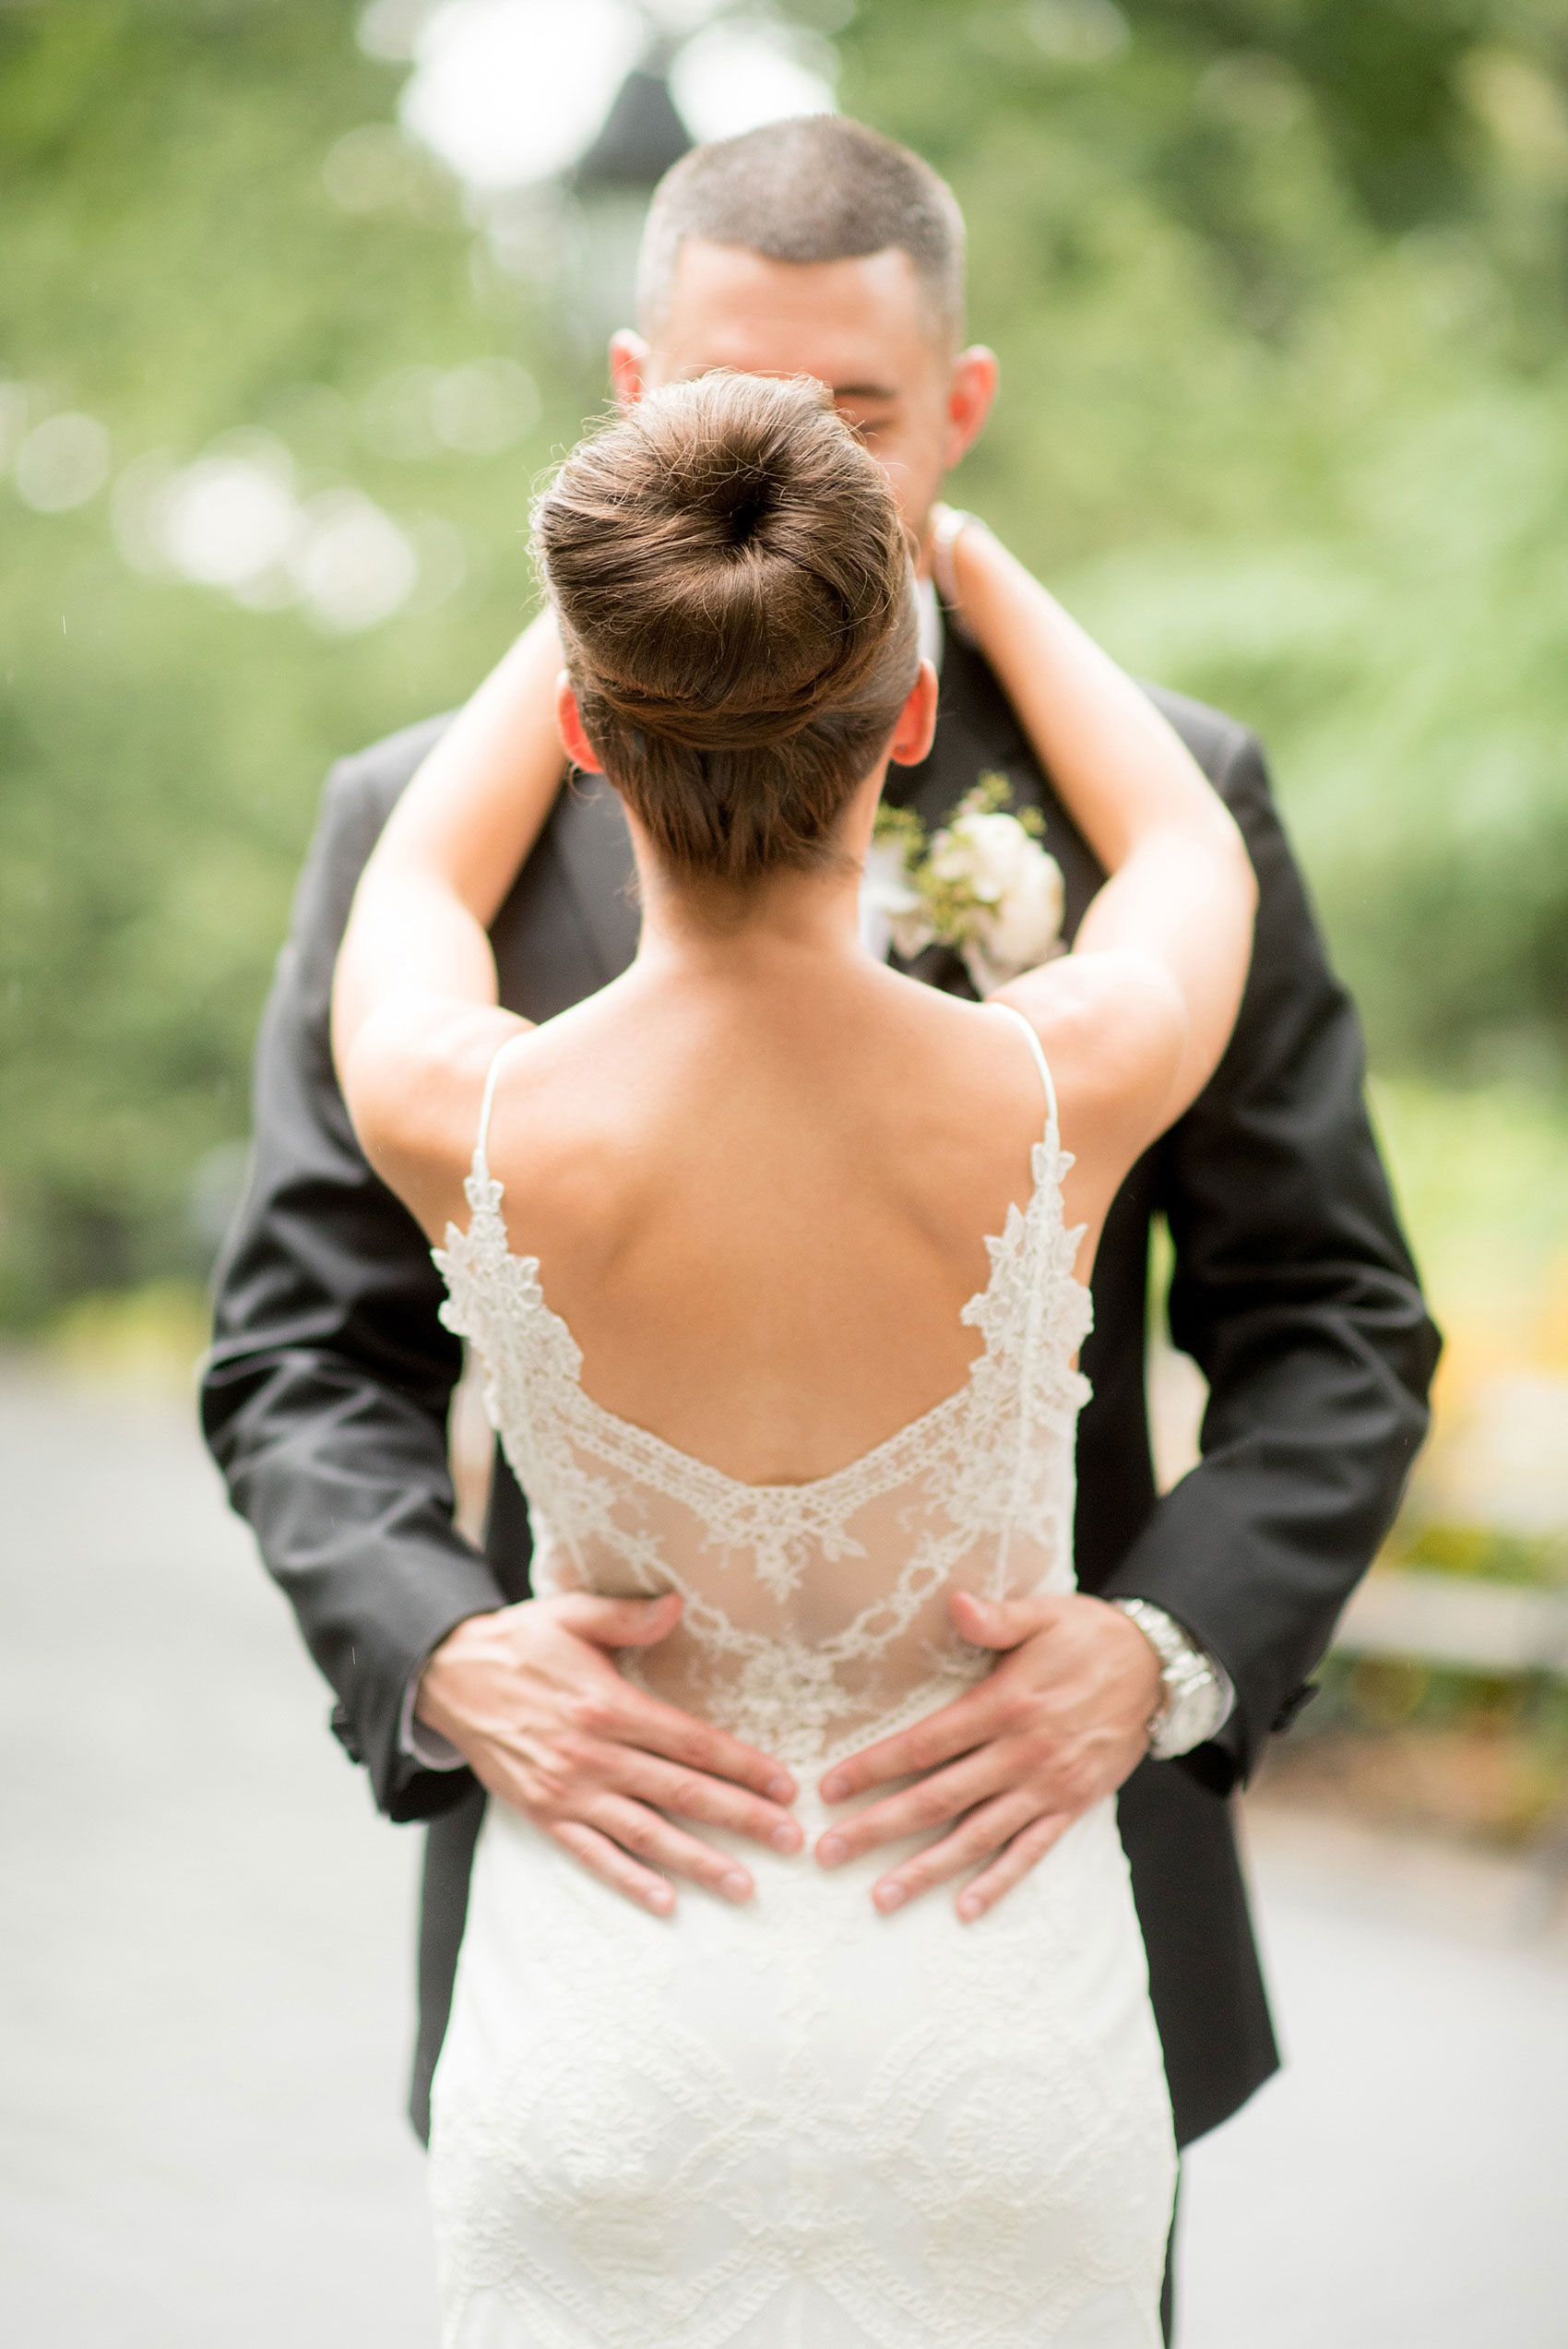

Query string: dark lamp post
[564,56,693,352]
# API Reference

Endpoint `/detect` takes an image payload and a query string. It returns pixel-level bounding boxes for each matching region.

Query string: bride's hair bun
[534,373,919,884]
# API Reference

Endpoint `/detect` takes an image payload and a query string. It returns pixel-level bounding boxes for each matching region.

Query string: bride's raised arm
[329,605,569,1227]
[938,511,1257,1170]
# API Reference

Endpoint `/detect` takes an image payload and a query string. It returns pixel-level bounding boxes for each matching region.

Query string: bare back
[434,946,1096,1783]
[445,957,1100,1489]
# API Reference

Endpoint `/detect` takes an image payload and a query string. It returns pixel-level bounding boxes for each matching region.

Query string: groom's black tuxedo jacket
[202,629,1439,2150]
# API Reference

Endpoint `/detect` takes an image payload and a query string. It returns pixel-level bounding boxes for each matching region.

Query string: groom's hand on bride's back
[416,1592,803,1914]
[813,1591,1161,1920]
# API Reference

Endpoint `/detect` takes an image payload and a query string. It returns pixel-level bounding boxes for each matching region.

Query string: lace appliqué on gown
[426,1040,1175,2349]
[433,1128,1091,1771]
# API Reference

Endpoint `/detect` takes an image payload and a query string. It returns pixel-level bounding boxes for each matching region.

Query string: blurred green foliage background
[2,0,1566,1334]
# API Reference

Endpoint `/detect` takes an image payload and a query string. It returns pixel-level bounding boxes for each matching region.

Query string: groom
[204,113,1437,2322]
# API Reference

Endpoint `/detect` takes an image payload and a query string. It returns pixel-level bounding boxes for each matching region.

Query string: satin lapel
[550,771,640,984]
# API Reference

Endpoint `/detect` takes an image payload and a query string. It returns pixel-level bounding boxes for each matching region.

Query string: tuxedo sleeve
[1099,727,1442,1787]
[200,742,503,1823]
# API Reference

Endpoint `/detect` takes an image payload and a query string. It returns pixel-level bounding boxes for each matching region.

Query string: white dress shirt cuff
[398,1667,466,1771]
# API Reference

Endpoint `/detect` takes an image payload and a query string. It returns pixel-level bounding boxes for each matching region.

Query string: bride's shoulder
[877,968,1042,1071]
[989,953,1187,1169]
[473,990,652,1216]
[864,973,1058,1144]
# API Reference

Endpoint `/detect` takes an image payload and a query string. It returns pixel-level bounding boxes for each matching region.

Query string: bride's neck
[634,849,866,978]
[627,775,882,981]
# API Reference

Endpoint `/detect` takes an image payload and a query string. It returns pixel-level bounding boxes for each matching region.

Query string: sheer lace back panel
[434,1003,1092,1773]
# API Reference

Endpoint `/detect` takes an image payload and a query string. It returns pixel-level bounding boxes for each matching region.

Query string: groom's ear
[609,331,651,411]
[888,660,939,769]
[942,347,999,472]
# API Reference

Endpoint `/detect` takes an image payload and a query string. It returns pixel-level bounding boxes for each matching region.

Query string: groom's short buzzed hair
[637,116,966,342]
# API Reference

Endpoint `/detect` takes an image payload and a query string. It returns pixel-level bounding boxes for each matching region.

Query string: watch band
[1111,1598,1230,1759]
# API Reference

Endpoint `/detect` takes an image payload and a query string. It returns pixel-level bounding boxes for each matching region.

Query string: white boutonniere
[865,773,1065,995]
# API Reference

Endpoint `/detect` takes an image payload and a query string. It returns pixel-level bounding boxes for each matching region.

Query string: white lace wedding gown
[428,1005,1175,2348]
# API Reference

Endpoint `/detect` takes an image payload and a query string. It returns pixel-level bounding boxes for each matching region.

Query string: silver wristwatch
[1111,1599,1232,1759]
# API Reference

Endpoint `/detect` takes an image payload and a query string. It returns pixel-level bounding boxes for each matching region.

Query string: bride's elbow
[338,1005,422,1177]
[339,1001,463,1179]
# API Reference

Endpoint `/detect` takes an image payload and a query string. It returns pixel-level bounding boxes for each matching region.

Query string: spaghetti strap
[987,1001,1060,1140]
[473,1030,531,1186]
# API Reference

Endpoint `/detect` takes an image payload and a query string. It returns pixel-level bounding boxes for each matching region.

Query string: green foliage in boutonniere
[866,773,1064,993]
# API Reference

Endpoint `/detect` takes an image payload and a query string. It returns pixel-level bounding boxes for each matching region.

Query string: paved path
[1,1367,436,2345]
[3,1366,1565,2345]
[1181,1813,1568,2345]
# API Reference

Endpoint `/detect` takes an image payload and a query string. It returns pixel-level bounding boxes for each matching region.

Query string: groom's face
[612,240,997,551]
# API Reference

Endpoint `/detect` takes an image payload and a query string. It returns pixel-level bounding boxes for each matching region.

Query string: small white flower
[861,836,935,961]
[867,780,1065,989]
[930,810,1064,993]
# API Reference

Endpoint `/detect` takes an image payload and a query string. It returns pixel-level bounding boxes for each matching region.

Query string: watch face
[1150,1677,1228,1759]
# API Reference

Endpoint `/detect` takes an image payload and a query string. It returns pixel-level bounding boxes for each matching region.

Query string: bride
[331,373,1254,2347]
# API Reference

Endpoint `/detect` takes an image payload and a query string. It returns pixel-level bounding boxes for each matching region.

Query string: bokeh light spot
[291,488,420,633]
[399,0,646,190]
[15,413,111,512]
[429,357,539,453]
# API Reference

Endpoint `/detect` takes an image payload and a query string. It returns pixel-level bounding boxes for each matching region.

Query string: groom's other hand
[417,1592,802,1913]
[814,1590,1160,1918]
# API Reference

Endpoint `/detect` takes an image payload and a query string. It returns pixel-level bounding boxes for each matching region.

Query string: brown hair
[637,116,966,344]
[533,373,919,886]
